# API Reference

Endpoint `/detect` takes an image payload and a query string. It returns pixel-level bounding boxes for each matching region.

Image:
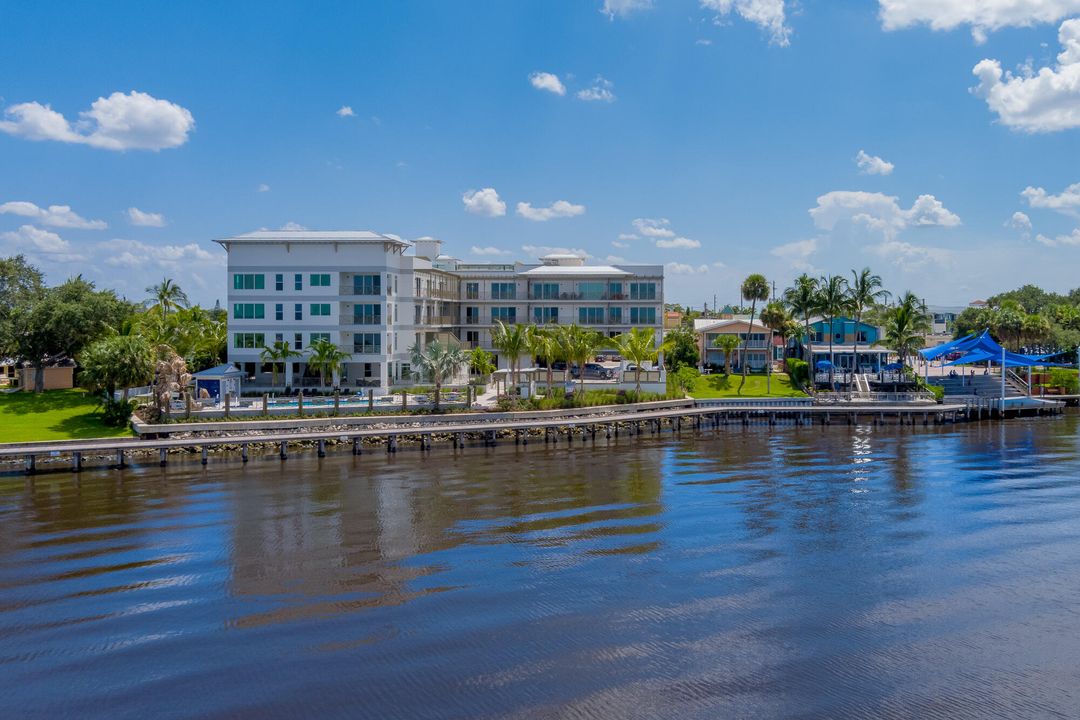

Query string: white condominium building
[216,231,664,392]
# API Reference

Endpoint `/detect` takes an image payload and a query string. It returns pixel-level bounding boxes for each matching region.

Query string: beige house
[695,318,773,372]
[1,362,75,391]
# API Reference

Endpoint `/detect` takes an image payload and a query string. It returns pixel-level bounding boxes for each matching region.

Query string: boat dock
[1,398,1046,475]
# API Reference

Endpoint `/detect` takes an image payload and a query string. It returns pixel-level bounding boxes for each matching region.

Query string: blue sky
[3,0,1080,307]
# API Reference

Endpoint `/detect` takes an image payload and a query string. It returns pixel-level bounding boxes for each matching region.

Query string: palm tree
[848,268,890,379]
[306,337,350,389]
[880,291,931,369]
[610,327,662,393]
[759,300,792,394]
[145,278,189,318]
[816,274,851,387]
[260,340,302,391]
[526,325,561,394]
[783,273,819,359]
[714,334,742,376]
[468,346,495,383]
[409,339,468,411]
[490,319,529,392]
[738,274,770,391]
[555,324,606,399]
[79,334,155,404]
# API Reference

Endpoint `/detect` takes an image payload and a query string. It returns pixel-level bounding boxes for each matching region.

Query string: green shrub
[1049,367,1079,393]
[785,358,809,386]
[101,397,137,427]
[672,366,700,395]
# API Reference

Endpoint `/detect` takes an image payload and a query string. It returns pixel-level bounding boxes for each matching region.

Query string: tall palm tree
[880,291,931,369]
[848,268,890,379]
[260,340,303,391]
[815,275,851,386]
[714,334,742,376]
[738,274,770,391]
[526,325,561,393]
[145,277,189,318]
[490,319,529,392]
[783,273,819,359]
[555,324,606,399]
[78,334,155,404]
[306,337,350,389]
[409,339,468,410]
[610,327,663,393]
[759,300,792,394]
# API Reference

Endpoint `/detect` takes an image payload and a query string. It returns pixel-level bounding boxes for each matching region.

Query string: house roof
[694,318,770,333]
[214,230,410,247]
[518,264,632,276]
[193,364,245,378]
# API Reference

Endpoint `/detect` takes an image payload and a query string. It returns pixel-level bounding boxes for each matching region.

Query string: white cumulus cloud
[336,105,355,117]
[99,238,215,269]
[516,200,586,221]
[602,0,653,19]
[529,72,566,96]
[1008,211,1033,234]
[470,245,512,256]
[612,240,630,249]
[632,218,675,238]
[655,236,702,249]
[0,225,85,262]
[855,149,895,175]
[280,221,307,231]
[521,245,590,258]
[701,0,792,47]
[0,91,194,150]
[1036,228,1080,246]
[462,188,507,217]
[577,76,616,103]
[879,0,1080,43]
[665,262,712,275]
[971,19,1080,132]
[1022,181,1080,214]
[770,238,818,271]
[0,201,106,229]
[810,190,960,237]
[126,207,166,227]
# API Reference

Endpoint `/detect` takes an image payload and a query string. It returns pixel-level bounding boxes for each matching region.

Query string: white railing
[815,391,937,404]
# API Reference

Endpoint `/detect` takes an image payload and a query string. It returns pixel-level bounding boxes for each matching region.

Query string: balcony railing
[424,315,458,325]
[527,292,646,301]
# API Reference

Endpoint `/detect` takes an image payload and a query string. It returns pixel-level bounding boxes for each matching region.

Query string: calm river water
[3,417,1080,719]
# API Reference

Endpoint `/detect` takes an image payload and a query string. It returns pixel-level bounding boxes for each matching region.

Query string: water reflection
[1,417,1079,718]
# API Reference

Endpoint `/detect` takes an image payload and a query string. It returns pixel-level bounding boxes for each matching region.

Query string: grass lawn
[0,389,132,443]
[688,372,807,399]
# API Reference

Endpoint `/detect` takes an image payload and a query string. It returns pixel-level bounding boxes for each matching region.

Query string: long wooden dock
[0,401,992,475]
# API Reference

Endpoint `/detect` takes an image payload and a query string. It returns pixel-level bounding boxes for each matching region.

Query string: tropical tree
[879,292,931,368]
[816,274,851,386]
[525,325,561,393]
[306,337,350,389]
[79,334,155,403]
[848,268,890,377]
[468,346,496,383]
[738,273,770,391]
[555,324,606,398]
[662,324,699,371]
[610,327,663,393]
[759,300,793,393]
[145,277,189,318]
[260,340,303,391]
[409,339,469,410]
[490,319,529,392]
[783,273,819,357]
[154,348,191,419]
[714,334,742,376]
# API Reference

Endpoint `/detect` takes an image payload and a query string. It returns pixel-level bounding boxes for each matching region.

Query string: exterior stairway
[928,372,1026,398]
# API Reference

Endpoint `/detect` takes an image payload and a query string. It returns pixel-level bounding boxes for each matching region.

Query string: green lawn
[0,389,132,443]
[687,372,807,399]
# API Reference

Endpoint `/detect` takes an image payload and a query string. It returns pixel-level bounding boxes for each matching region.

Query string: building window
[465,282,479,300]
[310,303,331,317]
[232,303,265,320]
[275,274,284,291]
[294,303,303,321]
[609,282,624,299]
[465,306,479,324]
[353,303,382,325]
[491,307,517,324]
[466,330,479,344]
[578,307,604,324]
[232,274,265,290]
[294,273,303,291]
[491,282,516,300]
[310,332,331,343]
[533,307,559,324]
[630,282,657,300]
[233,332,265,349]
[577,282,605,300]
[294,332,303,350]
[274,303,283,321]
[416,277,422,296]
[353,274,381,295]
[630,307,657,324]
[353,333,381,354]
[608,307,622,324]
[309,273,331,287]
[533,283,559,300]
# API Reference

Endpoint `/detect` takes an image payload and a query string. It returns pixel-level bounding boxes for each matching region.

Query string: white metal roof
[518,264,632,276]
[217,230,410,246]
[694,318,769,333]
